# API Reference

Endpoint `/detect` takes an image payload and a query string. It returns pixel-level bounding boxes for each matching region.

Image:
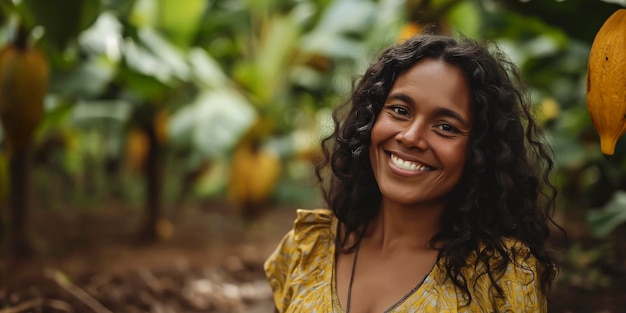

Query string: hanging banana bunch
[227,138,282,220]
[586,9,626,156]
[227,118,282,221]
[0,27,49,151]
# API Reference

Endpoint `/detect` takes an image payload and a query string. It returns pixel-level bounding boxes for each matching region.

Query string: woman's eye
[436,123,458,133]
[391,106,408,116]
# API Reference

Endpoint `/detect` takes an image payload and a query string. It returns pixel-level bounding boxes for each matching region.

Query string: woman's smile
[388,153,435,173]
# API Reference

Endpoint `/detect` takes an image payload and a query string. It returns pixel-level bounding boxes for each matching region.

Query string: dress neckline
[330,219,439,313]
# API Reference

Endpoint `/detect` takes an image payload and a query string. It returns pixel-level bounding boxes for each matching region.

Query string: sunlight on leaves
[137,27,190,81]
[168,89,257,157]
[598,0,626,6]
[188,47,229,89]
[78,12,123,62]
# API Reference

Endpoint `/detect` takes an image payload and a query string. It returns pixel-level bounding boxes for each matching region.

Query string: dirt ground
[1,202,625,313]
[0,202,297,313]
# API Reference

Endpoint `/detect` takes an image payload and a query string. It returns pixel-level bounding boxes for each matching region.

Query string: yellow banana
[125,127,149,173]
[0,39,49,151]
[228,139,282,219]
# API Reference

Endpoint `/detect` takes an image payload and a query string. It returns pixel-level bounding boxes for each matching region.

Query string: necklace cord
[345,241,360,313]
[345,242,429,313]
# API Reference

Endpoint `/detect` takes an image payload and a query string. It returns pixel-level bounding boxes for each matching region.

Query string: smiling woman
[264,33,560,313]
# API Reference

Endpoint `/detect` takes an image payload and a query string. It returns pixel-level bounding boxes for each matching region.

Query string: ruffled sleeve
[263,209,336,313]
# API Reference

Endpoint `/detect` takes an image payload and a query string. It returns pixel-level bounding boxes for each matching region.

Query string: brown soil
[0,202,297,313]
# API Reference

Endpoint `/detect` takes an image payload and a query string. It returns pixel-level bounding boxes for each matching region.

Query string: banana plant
[94,0,210,242]
[0,0,101,256]
[0,0,210,247]
[0,24,48,256]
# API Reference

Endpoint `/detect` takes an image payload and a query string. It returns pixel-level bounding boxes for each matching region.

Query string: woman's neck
[365,199,444,253]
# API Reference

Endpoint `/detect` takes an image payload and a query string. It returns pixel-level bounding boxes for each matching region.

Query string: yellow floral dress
[264,209,548,313]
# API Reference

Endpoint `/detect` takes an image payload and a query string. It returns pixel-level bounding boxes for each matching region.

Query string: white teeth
[391,154,432,171]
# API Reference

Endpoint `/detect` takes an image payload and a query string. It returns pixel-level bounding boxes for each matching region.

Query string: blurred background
[0,0,625,312]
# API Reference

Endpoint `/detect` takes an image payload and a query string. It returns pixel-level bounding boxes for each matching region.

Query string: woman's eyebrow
[386,93,414,105]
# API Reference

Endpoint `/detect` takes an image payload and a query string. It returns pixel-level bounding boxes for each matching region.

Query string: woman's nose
[396,120,429,150]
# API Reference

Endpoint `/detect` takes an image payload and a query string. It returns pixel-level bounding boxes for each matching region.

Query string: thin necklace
[345,241,428,313]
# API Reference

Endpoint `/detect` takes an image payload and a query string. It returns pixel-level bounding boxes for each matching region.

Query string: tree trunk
[8,146,32,256]
[138,108,162,243]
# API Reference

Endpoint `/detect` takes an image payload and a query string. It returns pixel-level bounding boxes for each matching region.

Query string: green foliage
[157,0,207,47]
[2,0,626,251]
[588,191,626,238]
[556,242,612,290]
[21,0,101,49]
[0,0,410,207]
[446,1,481,38]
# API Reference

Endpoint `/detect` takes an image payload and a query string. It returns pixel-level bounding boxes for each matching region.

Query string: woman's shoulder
[468,237,535,265]
[437,238,544,293]
[485,238,547,310]
[264,208,337,270]
[499,238,545,283]
[263,209,337,312]
[451,238,547,311]
[292,208,337,242]
[434,238,539,282]
[499,237,537,268]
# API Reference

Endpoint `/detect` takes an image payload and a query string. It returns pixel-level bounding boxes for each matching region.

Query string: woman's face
[369,58,473,210]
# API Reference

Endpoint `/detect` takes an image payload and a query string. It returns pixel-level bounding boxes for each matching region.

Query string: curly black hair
[316,34,559,306]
